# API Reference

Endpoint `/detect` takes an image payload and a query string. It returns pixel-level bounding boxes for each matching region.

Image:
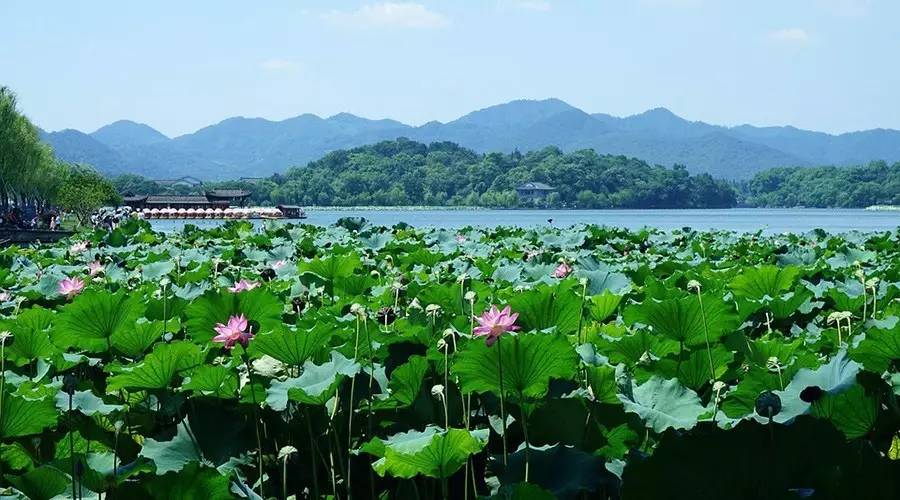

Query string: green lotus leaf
[139,420,201,475]
[729,264,800,301]
[266,350,360,409]
[0,394,57,438]
[107,341,203,391]
[507,282,582,335]
[4,465,69,500]
[619,377,706,433]
[589,290,623,322]
[453,333,578,398]
[623,294,738,347]
[0,443,33,471]
[54,390,123,416]
[366,426,489,479]
[850,325,900,373]
[181,364,239,399]
[184,288,283,343]
[2,307,56,365]
[298,251,361,280]
[109,319,165,359]
[811,384,877,439]
[578,268,631,296]
[141,261,175,281]
[249,323,333,366]
[653,345,734,390]
[491,444,619,500]
[373,355,428,409]
[53,290,144,352]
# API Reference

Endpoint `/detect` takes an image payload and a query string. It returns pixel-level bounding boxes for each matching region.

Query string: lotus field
[3,219,900,499]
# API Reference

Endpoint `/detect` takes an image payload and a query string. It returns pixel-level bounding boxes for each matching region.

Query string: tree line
[739,160,900,208]
[0,86,120,227]
[113,138,738,209]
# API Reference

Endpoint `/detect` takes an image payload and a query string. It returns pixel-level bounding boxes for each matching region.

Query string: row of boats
[135,207,298,219]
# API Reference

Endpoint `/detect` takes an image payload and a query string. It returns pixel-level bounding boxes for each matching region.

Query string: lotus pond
[1,219,900,499]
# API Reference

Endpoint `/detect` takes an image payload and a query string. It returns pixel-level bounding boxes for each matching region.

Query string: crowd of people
[0,206,64,230]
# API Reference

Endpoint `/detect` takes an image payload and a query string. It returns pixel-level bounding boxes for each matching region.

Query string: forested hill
[115,138,737,208]
[741,160,900,208]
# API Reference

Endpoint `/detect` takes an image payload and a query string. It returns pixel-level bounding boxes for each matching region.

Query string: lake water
[147,208,900,234]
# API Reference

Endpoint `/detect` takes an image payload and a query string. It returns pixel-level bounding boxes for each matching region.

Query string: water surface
[148,208,900,234]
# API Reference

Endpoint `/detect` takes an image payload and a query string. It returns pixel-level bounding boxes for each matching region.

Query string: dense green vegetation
[0,87,119,222]
[742,160,900,208]
[2,221,900,498]
[114,139,738,209]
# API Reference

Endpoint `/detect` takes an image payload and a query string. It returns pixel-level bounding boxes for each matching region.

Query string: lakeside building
[123,190,251,210]
[516,182,556,202]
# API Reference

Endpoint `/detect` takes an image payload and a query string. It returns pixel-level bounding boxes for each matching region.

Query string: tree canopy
[742,161,900,208]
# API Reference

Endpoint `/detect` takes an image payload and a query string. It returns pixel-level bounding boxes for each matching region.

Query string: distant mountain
[39,99,900,180]
[38,128,127,176]
[91,120,169,148]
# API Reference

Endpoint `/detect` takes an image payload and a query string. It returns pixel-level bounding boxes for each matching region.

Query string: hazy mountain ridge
[39,99,900,180]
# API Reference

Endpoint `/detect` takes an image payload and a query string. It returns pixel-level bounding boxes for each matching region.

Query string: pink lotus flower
[0,292,11,302]
[228,279,259,293]
[271,260,287,270]
[473,305,520,347]
[553,262,572,278]
[88,261,104,276]
[58,277,85,299]
[69,241,89,254]
[212,314,253,349]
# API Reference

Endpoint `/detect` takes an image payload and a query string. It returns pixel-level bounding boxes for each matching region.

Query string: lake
[147,208,900,233]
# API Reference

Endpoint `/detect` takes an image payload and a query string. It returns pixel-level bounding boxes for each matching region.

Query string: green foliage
[1,218,900,497]
[744,160,900,208]
[55,164,121,227]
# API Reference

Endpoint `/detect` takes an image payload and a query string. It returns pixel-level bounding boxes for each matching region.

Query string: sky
[2,0,898,137]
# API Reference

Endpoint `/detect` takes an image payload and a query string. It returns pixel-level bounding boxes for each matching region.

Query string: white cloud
[259,58,297,71]
[324,2,449,29]
[767,28,812,44]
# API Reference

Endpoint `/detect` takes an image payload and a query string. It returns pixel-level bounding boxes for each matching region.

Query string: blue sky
[2,0,897,137]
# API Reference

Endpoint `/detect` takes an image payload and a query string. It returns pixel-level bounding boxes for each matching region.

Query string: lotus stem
[694,288,716,383]
[243,355,265,498]
[496,336,508,466]
[576,279,587,345]
[347,312,361,494]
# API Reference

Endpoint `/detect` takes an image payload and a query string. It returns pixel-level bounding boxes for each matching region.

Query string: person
[49,214,57,230]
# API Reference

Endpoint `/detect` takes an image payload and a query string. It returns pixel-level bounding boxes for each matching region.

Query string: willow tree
[0,86,62,211]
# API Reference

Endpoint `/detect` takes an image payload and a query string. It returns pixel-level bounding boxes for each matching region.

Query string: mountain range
[38,98,900,181]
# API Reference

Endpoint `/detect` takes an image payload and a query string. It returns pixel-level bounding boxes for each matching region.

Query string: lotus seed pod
[754,391,782,418]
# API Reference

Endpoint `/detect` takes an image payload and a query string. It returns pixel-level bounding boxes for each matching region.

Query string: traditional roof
[206,189,251,198]
[144,195,226,205]
[122,195,148,203]
[516,182,556,191]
